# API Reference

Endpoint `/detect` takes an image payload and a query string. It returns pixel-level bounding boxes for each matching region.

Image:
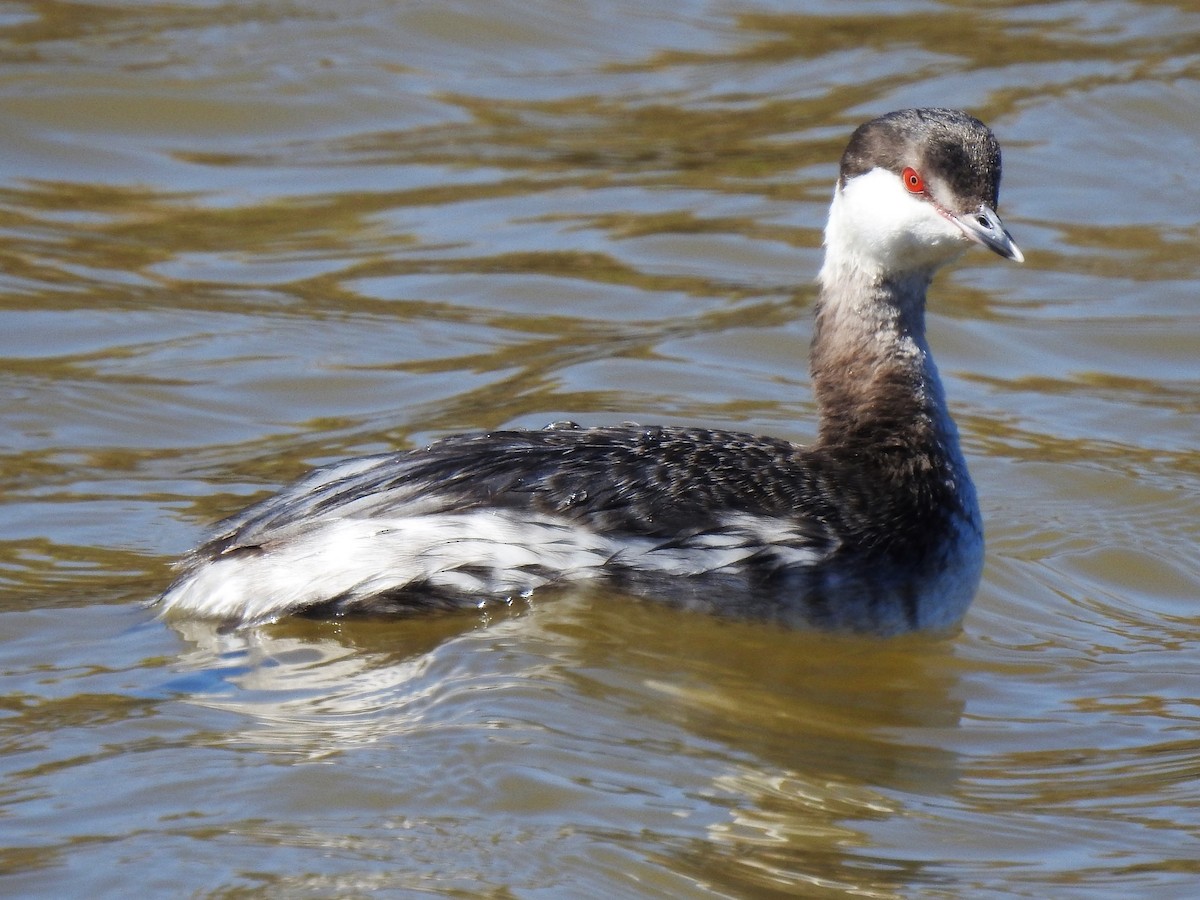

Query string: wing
[195,423,839,557]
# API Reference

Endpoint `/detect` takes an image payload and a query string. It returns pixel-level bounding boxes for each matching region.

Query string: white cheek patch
[821,167,967,280]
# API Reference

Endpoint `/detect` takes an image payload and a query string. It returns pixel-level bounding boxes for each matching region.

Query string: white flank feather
[158,510,824,625]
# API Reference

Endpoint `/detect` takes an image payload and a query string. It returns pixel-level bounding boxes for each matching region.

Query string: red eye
[902,167,925,194]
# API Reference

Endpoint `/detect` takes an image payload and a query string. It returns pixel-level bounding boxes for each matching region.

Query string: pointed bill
[946,203,1024,263]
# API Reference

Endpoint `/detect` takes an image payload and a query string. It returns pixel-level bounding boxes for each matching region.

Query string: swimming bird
[158,107,1023,633]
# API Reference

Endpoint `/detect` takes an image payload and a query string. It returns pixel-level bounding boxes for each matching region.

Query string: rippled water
[2,1,1199,896]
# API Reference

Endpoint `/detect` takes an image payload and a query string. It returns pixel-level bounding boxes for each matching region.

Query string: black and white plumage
[158,108,1023,633]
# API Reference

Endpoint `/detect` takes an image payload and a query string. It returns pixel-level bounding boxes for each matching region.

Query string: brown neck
[810,269,949,456]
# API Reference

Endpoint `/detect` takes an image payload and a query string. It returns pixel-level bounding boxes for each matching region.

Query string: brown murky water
[2,2,1199,897]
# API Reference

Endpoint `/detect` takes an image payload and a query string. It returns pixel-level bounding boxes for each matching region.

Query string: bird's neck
[810,261,955,458]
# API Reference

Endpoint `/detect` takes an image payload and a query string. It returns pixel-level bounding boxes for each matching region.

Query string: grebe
[158,108,1023,633]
